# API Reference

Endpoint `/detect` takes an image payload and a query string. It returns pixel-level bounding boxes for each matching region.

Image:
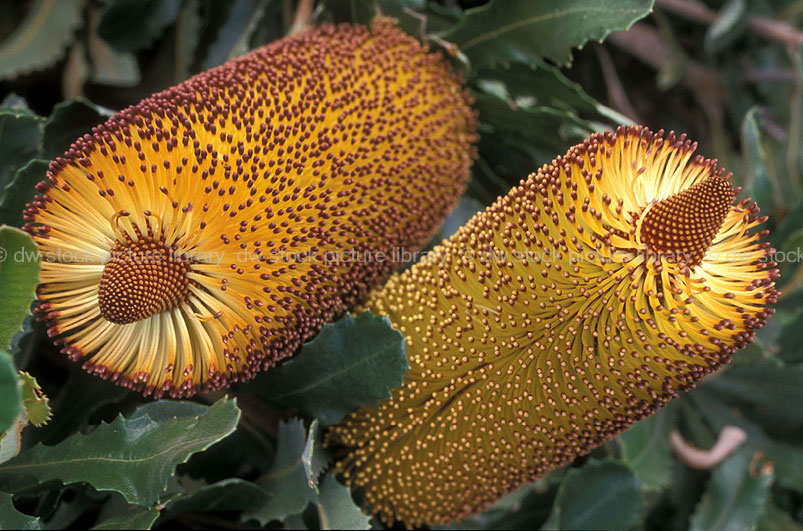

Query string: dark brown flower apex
[98,238,191,324]
[640,176,734,266]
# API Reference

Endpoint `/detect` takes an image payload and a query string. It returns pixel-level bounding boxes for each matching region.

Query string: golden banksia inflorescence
[23,21,476,397]
[327,126,779,526]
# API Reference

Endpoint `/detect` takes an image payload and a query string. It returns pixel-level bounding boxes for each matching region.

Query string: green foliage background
[0,0,802,529]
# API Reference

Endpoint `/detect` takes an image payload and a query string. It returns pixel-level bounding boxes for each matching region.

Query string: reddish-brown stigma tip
[640,176,734,266]
[98,238,191,324]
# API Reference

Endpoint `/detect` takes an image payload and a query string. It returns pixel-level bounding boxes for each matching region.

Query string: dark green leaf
[200,0,272,69]
[465,484,555,530]
[0,110,43,195]
[0,491,39,529]
[473,92,594,155]
[174,0,202,83]
[0,354,22,435]
[131,400,209,422]
[244,419,317,525]
[92,506,159,530]
[703,364,803,426]
[0,0,84,79]
[248,312,408,426]
[704,0,747,55]
[322,0,378,25]
[0,397,240,506]
[18,372,50,427]
[689,447,772,531]
[688,388,803,495]
[757,500,803,531]
[377,0,427,36]
[43,99,113,160]
[619,403,677,491]
[551,459,644,530]
[476,60,600,114]
[441,0,655,69]
[316,474,370,530]
[741,107,774,213]
[199,0,258,69]
[87,16,141,87]
[191,0,234,70]
[164,478,270,517]
[0,227,41,352]
[98,0,182,53]
[0,160,49,228]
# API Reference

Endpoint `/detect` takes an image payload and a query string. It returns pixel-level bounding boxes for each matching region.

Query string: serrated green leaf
[689,447,772,531]
[440,0,655,69]
[0,227,41,352]
[0,397,240,507]
[0,354,22,436]
[550,459,644,530]
[619,403,676,491]
[98,0,182,53]
[0,0,84,80]
[248,312,408,426]
[0,491,39,529]
[91,506,159,530]
[18,372,50,427]
[0,160,49,228]
[245,419,317,525]
[302,419,329,493]
[0,94,32,113]
[43,98,113,160]
[316,474,370,530]
[30,365,129,446]
[164,478,270,517]
[0,110,43,195]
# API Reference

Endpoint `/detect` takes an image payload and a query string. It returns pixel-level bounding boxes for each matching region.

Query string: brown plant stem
[670,425,747,469]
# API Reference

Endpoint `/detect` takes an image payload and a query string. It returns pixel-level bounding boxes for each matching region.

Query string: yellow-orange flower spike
[23,20,476,398]
[327,126,778,527]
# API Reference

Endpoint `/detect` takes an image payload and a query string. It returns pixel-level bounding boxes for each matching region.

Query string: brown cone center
[640,176,734,266]
[98,238,191,324]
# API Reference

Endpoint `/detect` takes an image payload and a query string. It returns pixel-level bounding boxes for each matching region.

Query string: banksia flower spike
[23,21,476,397]
[328,126,779,526]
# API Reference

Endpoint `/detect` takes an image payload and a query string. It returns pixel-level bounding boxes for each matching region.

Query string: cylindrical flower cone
[24,21,476,397]
[328,125,778,526]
